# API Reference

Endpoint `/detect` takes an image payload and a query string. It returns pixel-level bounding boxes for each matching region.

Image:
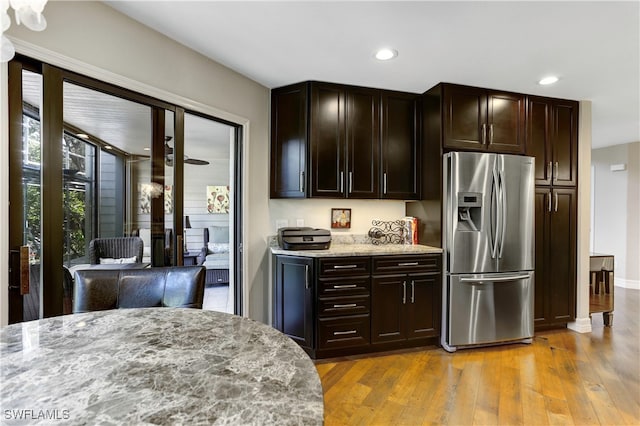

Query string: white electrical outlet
[275,219,288,230]
[296,219,305,227]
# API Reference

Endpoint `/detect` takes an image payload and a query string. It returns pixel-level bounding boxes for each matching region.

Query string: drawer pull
[333,284,357,289]
[334,330,357,336]
[333,265,358,269]
[398,262,419,267]
[333,303,357,309]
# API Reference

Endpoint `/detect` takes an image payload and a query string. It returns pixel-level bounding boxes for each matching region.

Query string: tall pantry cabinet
[527,96,579,327]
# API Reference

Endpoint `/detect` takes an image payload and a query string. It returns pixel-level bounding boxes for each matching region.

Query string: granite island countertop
[0,308,324,425]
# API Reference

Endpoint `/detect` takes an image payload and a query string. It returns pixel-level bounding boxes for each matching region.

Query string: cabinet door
[527,97,553,185]
[346,87,379,198]
[273,256,314,350]
[442,85,487,151]
[270,83,308,198]
[486,92,525,154]
[310,83,345,197]
[548,188,577,322]
[381,92,419,199]
[552,101,578,187]
[534,188,551,324]
[371,275,406,343]
[406,273,440,339]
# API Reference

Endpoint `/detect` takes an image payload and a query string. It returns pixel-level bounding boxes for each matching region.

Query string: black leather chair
[73,266,205,313]
[88,237,144,264]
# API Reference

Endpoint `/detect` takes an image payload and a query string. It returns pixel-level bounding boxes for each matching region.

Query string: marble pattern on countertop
[0,308,323,425]
[270,242,442,257]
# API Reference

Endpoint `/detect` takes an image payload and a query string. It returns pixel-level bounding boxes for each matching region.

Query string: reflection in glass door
[15,69,44,321]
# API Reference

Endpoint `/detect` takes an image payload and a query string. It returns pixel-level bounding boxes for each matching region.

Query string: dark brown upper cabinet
[309,83,380,198]
[270,83,308,198]
[526,96,578,187]
[271,81,419,200]
[381,91,420,200]
[441,83,526,154]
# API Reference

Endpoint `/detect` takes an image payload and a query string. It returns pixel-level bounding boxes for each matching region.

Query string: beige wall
[592,141,640,288]
[1,1,272,322]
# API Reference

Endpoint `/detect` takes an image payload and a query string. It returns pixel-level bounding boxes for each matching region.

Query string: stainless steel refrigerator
[442,151,535,352]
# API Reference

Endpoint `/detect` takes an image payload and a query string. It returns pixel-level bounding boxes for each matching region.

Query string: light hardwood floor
[316,287,639,425]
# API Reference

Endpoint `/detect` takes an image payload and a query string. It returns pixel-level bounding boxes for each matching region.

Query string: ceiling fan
[164,136,210,166]
[128,137,210,166]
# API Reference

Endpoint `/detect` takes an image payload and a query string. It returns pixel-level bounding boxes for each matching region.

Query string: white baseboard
[568,317,592,333]
[615,278,640,290]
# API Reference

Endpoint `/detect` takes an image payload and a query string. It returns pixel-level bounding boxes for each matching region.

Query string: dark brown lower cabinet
[534,187,577,327]
[272,256,314,353]
[273,253,441,359]
[371,260,441,345]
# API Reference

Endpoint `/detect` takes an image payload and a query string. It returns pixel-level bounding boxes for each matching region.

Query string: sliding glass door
[7,55,243,323]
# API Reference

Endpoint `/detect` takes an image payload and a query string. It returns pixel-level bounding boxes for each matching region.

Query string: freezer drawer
[446,272,534,348]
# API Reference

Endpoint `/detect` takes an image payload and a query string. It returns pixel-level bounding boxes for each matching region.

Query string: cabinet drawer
[319,257,370,277]
[318,295,370,317]
[373,255,441,274]
[318,315,370,350]
[318,276,370,296]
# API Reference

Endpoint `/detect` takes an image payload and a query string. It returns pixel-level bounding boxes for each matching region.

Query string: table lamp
[184,216,191,252]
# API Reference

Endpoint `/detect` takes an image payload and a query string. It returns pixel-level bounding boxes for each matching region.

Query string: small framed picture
[331,208,351,229]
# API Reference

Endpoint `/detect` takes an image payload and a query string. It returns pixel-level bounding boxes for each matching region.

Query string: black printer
[278,227,332,250]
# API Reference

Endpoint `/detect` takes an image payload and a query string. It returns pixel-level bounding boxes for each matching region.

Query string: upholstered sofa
[203,226,230,285]
[183,226,230,285]
[73,266,205,313]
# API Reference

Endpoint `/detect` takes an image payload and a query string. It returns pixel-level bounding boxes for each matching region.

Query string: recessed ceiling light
[375,48,398,61]
[143,147,150,151]
[538,76,559,85]
[76,133,89,139]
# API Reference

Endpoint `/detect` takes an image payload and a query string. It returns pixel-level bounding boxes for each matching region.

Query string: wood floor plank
[316,288,640,426]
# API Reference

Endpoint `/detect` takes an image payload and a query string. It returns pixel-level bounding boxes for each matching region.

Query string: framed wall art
[207,185,230,214]
[331,208,351,229]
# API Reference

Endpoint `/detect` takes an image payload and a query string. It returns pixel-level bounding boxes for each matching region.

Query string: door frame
[2,49,248,324]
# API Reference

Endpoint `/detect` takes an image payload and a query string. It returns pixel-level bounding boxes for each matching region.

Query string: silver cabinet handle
[332,284,356,289]
[334,330,357,336]
[554,191,558,212]
[334,264,358,269]
[482,123,487,144]
[547,162,552,181]
[349,171,353,194]
[383,172,388,195]
[304,264,310,289]
[333,303,357,309]
[299,171,305,193]
[411,280,415,303]
[547,191,552,212]
[554,161,559,183]
[398,262,419,267]
[340,171,344,193]
[489,123,494,144]
[402,281,407,304]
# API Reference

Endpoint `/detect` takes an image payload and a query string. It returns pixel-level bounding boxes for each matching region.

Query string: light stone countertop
[270,242,443,257]
[0,308,324,425]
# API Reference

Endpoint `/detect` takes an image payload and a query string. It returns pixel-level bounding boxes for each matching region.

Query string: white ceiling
[105,1,640,150]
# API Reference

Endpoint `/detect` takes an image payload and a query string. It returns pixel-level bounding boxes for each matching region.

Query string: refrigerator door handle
[498,169,507,258]
[460,273,532,283]
[490,165,500,259]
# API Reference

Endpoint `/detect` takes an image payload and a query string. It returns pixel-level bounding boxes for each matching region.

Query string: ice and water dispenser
[457,192,482,231]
